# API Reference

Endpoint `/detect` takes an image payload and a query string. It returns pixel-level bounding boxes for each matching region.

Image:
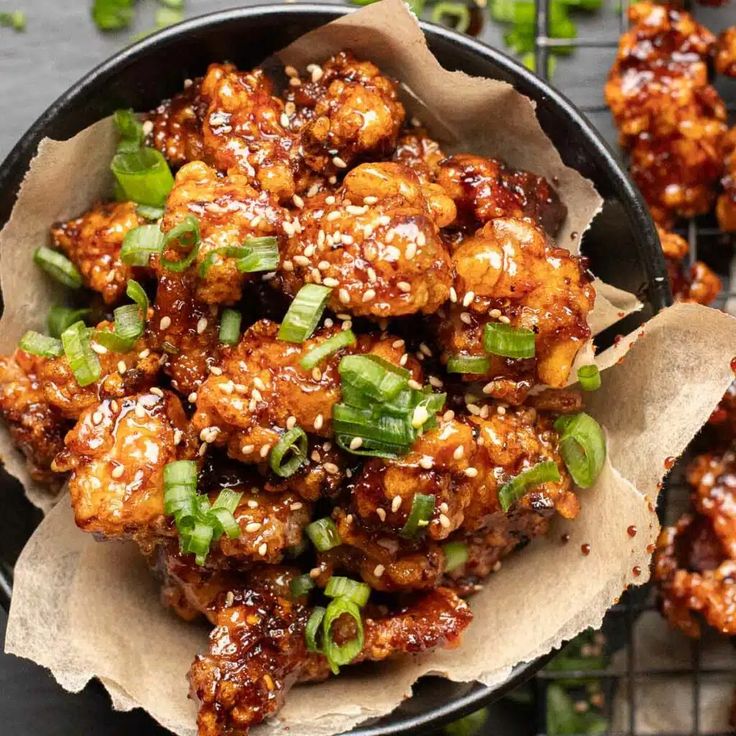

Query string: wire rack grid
[527,0,736,734]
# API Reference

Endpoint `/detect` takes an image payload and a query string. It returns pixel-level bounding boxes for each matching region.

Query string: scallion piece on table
[48,306,91,339]
[269,426,308,478]
[160,215,201,273]
[324,576,371,607]
[198,236,279,277]
[431,2,471,33]
[400,493,436,538]
[554,412,606,488]
[498,460,561,512]
[0,11,26,31]
[483,323,535,359]
[120,224,165,266]
[306,517,341,552]
[442,541,469,572]
[33,246,83,289]
[300,329,357,371]
[289,574,315,600]
[219,309,242,346]
[92,0,134,31]
[577,364,601,392]
[322,597,364,674]
[305,606,326,652]
[338,354,410,402]
[278,284,332,343]
[111,147,174,208]
[447,354,491,374]
[18,331,63,358]
[61,321,101,387]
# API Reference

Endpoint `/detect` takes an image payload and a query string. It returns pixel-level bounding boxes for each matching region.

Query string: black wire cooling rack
[526,1,736,734]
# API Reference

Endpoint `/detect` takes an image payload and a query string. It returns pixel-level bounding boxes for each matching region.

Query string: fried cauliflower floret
[52,391,196,541]
[277,162,454,317]
[0,353,69,485]
[148,78,209,168]
[287,51,405,177]
[201,64,299,201]
[436,218,594,400]
[192,319,419,464]
[436,154,567,236]
[716,28,736,78]
[392,128,446,181]
[161,161,284,304]
[717,128,736,233]
[50,201,144,304]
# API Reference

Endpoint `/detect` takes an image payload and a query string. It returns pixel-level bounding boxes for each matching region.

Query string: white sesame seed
[282,259,294,272]
[196,317,208,334]
[463,291,475,307]
[289,77,301,87]
[199,426,220,443]
[338,288,351,304]
[135,403,146,419]
[497,405,507,415]
[453,445,465,460]
[117,360,127,375]
[314,414,324,431]
[188,392,198,403]
[311,450,321,463]
[245,522,262,533]
[346,205,368,215]
[159,316,171,330]
[324,462,339,475]
[349,437,363,450]
[91,342,107,355]
[323,277,340,288]
[241,444,255,454]
[312,367,322,381]
[362,289,376,303]
[198,442,208,457]
[411,405,430,428]
[499,315,511,324]
[391,496,402,513]
[342,320,353,331]
[284,64,299,78]
[260,444,271,458]
[248,399,257,413]
[247,499,259,509]
[251,388,263,402]
[292,194,304,209]
[429,376,443,388]
[376,508,386,522]
[150,387,164,397]
[332,156,347,169]
[283,221,296,236]
[311,65,324,82]
[419,342,432,357]
[466,403,481,416]
[449,287,458,303]
[489,308,502,319]
[325,195,336,205]
[399,353,409,366]
[482,383,496,395]
[440,502,449,513]
[293,255,310,266]
[92,411,103,425]
[408,379,422,390]
[173,429,183,446]
[460,312,472,325]
[439,513,451,529]
[220,381,234,394]
[138,349,151,359]
[367,267,377,283]
[363,196,378,205]
[465,467,479,478]
[111,464,125,479]
[209,366,223,376]
[286,416,297,430]
[258,542,268,556]
[416,232,426,247]
[290,502,304,510]
[309,567,321,579]
[304,244,315,258]
[419,455,434,469]
[280,112,290,128]
[443,410,456,422]
[374,564,385,577]
[397,281,411,293]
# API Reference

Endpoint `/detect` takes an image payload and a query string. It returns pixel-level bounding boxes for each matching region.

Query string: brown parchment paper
[2,2,733,735]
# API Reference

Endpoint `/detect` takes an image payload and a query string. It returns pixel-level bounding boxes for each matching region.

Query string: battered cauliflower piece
[436,217,594,399]
[192,319,420,464]
[716,28,736,78]
[717,128,736,233]
[436,154,567,236]
[0,352,69,485]
[286,51,405,177]
[277,162,454,317]
[161,161,284,304]
[51,201,144,304]
[392,128,446,181]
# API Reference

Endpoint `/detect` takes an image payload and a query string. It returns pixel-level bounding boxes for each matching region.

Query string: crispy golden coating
[436,217,594,399]
[161,161,284,304]
[0,353,69,485]
[51,201,143,304]
[193,319,419,464]
[717,128,736,233]
[53,391,196,541]
[716,28,736,77]
[392,128,446,181]
[277,162,454,317]
[436,154,567,236]
[286,51,405,177]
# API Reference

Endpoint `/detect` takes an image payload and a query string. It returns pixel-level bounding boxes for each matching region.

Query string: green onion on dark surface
[61,321,101,387]
[401,493,436,538]
[577,364,601,392]
[198,236,279,277]
[278,284,332,343]
[305,606,326,652]
[269,426,308,478]
[160,215,201,273]
[554,412,606,488]
[447,354,491,374]
[48,306,91,339]
[306,517,341,552]
[111,147,174,207]
[113,109,144,152]
[219,309,242,346]
[324,576,371,607]
[498,460,561,512]
[431,2,471,32]
[120,224,165,266]
[289,574,315,600]
[19,331,63,358]
[33,246,83,289]
[321,596,364,674]
[442,541,469,572]
[483,322,535,359]
[300,329,357,371]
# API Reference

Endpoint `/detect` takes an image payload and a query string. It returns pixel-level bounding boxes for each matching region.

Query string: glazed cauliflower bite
[392,128,446,181]
[716,28,736,78]
[717,128,736,233]
[192,319,420,463]
[161,161,284,304]
[277,162,454,317]
[437,217,594,400]
[436,154,568,237]
[51,201,144,304]
[286,51,405,177]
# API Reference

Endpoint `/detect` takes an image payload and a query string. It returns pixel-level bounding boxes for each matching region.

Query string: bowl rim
[0,4,669,734]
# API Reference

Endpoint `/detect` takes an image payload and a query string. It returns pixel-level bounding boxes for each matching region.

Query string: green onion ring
[269,426,308,478]
[483,323,536,359]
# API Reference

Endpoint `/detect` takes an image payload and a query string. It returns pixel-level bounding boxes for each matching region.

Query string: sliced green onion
[305,606,326,652]
[93,278,148,353]
[269,426,308,478]
[0,10,26,30]
[306,517,341,552]
[447,354,491,374]
[120,224,165,266]
[163,460,198,516]
[339,354,410,402]
[431,2,471,33]
[61,321,101,387]
[278,284,332,343]
[48,307,91,339]
[33,246,83,289]
[300,330,357,371]
[136,205,164,221]
[322,597,364,674]
[324,576,371,607]
[111,147,174,208]
[498,460,561,512]
[400,493,436,538]
[114,109,144,153]
[160,215,201,273]
[209,489,243,539]
[554,412,606,489]
[219,309,242,346]
[443,541,469,572]
[290,574,315,599]
[198,237,280,278]
[577,364,601,392]
[334,404,415,456]
[19,331,63,358]
[483,323,535,359]
[181,520,214,566]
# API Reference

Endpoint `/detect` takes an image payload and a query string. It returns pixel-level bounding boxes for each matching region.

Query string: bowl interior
[0,5,669,735]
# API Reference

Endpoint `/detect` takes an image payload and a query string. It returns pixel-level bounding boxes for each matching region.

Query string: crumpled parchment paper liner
[2,1,732,734]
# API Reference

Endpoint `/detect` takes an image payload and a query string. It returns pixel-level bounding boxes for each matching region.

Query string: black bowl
[0,5,670,735]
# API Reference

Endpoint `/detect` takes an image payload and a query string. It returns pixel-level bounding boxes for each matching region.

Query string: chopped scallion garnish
[136,205,165,221]
[278,284,332,343]
[442,541,469,572]
[498,460,561,512]
[324,576,371,607]
[577,364,601,392]
[447,354,491,374]
[92,0,135,31]
[33,246,83,289]
[269,426,308,478]
[306,517,341,552]
[19,331,63,358]
[289,574,315,600]
[113,109,144,153]
[305,606,326,652]
[198,236,279,277]
[120,224,165,266]
[219,309,242,346]
[0,10,25,31]
[322,597,364,674]
[299,329,356,371]
[554,412,606,489]
[401,493,436,538]
[483,323,536,359]
[48,306,91,339]
[93,279,148,353]
[159,215,201,273]
[111,147,174,208]
[61,321,101,387]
